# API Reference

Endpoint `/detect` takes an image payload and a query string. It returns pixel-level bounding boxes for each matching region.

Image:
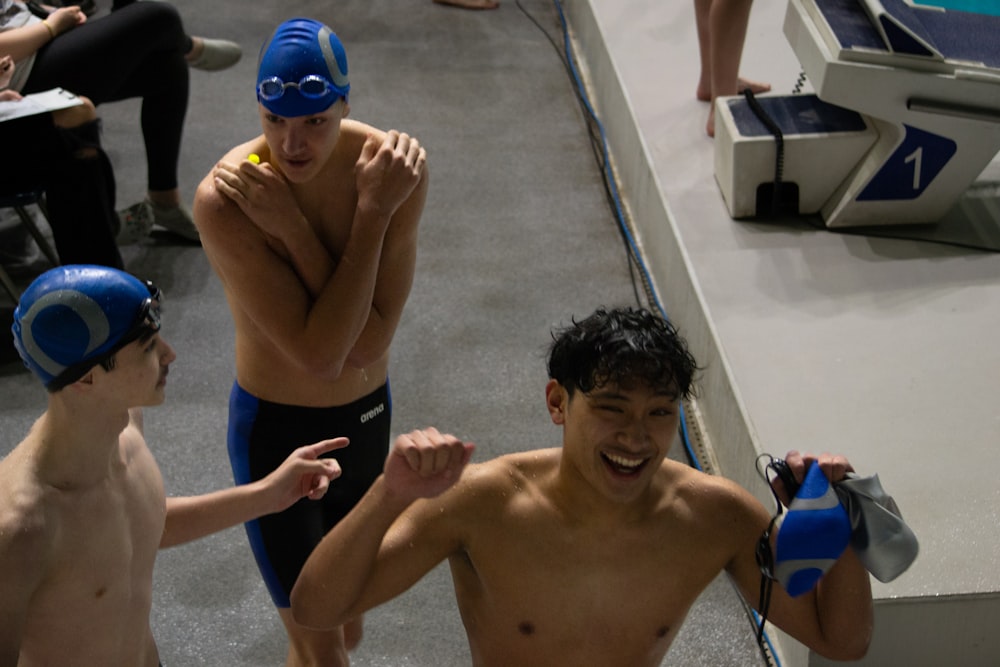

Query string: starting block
[716,0,1000,228]
[714,93,876,219]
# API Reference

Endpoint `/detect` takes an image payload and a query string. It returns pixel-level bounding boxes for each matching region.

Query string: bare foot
[433,0,499,8]
[705,80,772,136]
[700,77,771,102]
[736,77,771,95]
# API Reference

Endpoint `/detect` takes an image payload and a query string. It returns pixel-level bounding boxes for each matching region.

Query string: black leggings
[0,114,123,268]
[22,1,189,191]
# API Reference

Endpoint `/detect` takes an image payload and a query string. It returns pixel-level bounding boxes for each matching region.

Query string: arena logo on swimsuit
[360,402,385,424]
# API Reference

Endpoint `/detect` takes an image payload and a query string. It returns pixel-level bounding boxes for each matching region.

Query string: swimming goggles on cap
[49,281,162,389]
[123,280,163,340]
[257,75,338,101]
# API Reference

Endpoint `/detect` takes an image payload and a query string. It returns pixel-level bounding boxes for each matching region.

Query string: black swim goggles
[47,280,163,391]
[752,454,800,659]
[121,280,163,341]
[257,75,337,101]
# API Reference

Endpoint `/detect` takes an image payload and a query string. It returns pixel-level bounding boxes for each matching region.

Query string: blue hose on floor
[543,1,781,663]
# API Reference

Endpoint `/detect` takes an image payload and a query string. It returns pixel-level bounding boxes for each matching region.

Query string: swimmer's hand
[773,450,855,506]
[213,154,305,241]
[384,427,473,502]
[355,129,427,221]
[264,437,349,511]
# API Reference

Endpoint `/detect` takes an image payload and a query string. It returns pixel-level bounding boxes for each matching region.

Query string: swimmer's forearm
[344,305,393,369]
[292,477,411,628]
[160,483,271,548]
[299,207,391,371]
[342,216,418,367]
[275,213,335,299]
[268,239,386,380]
[811,549,873,660]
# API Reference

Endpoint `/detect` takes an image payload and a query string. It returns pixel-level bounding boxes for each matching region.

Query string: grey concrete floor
[0,0,763,665]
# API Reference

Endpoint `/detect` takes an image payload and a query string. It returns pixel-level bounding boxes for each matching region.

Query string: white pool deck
[566,0,1000,665]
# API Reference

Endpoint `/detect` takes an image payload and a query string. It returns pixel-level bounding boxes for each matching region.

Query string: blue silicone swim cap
[257,17,350,118]
[11,265,161,390]
[773,462,851,596]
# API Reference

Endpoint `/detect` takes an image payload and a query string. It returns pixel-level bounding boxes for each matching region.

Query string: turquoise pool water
[915,0,1000,15]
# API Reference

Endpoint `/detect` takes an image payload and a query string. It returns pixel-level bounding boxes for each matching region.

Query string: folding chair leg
[0,264,18,301]
[14,205,60,267]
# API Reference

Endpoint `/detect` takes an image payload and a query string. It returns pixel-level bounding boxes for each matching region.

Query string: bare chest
[452,518,728,665]
[27,476,165,642]
[294,179,358,257]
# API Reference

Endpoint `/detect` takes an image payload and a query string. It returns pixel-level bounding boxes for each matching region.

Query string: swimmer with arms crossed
[194,17,428,666]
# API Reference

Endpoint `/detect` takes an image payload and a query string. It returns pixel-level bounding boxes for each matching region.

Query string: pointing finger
[304,437,350,458]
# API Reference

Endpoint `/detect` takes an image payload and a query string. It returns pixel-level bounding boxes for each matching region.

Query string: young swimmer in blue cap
[1,264,346,666]
[193,17,428,666]
[12,264,163,391]
[255,18,351,119]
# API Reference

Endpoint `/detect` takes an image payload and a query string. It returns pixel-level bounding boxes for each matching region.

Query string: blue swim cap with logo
[11,265,161,391]
[257,17,350,118]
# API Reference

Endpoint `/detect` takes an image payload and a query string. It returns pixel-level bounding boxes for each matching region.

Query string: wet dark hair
[547,306,699,399]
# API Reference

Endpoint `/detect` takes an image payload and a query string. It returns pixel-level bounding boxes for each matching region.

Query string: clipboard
[0,88,85,123]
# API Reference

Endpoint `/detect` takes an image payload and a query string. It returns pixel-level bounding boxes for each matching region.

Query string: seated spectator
[54,0,242,71]
[1,53,149,269]
[0,0,241,241]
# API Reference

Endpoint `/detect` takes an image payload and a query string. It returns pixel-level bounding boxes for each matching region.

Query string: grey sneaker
[116,200,154,246]
[188,38,242,72]
[148,199,200,242]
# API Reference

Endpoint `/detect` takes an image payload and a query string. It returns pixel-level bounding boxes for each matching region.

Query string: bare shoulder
[331,118,429,212]
[0,456,58,581]
[118,418,150,459]
[193,137,265,223]
[324,119,381,168]
[439,449,559,515]
[337,119,426,157]
[467,448,558,485]
[656,459,767,530]
[342,118,386,144]
[197,137,265,191]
